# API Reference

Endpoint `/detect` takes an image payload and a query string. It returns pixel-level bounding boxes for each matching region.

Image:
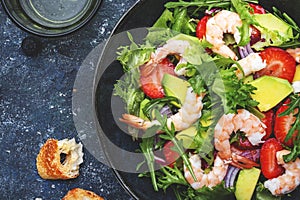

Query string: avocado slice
[250,76,293,112]
[162,74,190,107]
[293,64,300,82]
[139,98,150,120]
[175,126,197,149]
[235,167,261,200]
[254,13,293,38]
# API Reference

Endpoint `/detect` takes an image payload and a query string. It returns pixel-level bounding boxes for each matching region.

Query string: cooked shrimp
[142,39,191,77]
[120,87,204,132]
[264,150,300,196]
[184,154,228,189]
[287,48,300,63]
[235,53,267,79]
[214,109,266,168]
[206,10,242,60]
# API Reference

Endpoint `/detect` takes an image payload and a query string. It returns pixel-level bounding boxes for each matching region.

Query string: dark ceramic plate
[94,0,300,199]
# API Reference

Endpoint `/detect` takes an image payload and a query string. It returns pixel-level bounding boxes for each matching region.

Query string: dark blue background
[0,1,137,199]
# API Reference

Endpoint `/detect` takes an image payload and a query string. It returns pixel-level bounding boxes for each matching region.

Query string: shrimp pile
[120,87,204,132]
[206,10,242,60]
[184,154,228,189]
[264,150,300,196]
[214,109,266,167]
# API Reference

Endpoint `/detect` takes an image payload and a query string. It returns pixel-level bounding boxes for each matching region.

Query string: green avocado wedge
[235,167,261,200]
[162,74,190,107]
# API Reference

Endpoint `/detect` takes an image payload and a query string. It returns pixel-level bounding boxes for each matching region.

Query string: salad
[113,0,300,199]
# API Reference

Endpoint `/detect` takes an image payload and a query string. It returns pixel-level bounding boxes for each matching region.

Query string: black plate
[94,0,300,199]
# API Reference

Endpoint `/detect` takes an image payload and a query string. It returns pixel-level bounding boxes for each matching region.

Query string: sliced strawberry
[261,109,274,140]
[163,141,180,168]
[260,138,285,179]
[249,3,266,14]
[140,58,175,99]
[274,99,298,147]
[196,16,209,39]
[257,47,296,83]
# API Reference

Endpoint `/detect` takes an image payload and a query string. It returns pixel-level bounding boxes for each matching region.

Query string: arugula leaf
[150,110,197,182]
[272,7,300,34]
[139,127,160,191]
[153,9,174,28]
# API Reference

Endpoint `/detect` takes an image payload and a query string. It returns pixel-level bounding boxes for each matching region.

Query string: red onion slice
[224,166,240,188]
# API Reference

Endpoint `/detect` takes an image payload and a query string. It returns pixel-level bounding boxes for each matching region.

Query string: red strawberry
[261,109,274,140]
[249,3,266,14]
[196,16,209,39]
[257,47,296,83]
[274,99,298,147]
[163,141,180,168]
[260,138,285,179]
[140,58,175,99]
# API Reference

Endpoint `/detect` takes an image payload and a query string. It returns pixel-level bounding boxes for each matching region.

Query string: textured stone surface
[0,1,137,199]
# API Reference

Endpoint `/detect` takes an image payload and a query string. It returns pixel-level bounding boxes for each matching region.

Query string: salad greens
[113,0,300,199]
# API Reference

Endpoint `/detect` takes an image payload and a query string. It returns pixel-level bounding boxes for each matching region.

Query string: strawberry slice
[260,138,285,179]
[163,141,180,168]
[140,58,175,99]
[261,109,274,140]
[274,99,298,147]
[196,16,209,40]
[249,3,266,14]
[257,47,296,83]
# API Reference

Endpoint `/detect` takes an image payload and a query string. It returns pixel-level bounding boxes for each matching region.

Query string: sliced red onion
[154,155,167,165]
[160,106,172,118]
[224,166,240,188]
[238,46,246,59]
[246,43,254,54]
[240,148,261,163]
[205,8,221,16]
[238,43,255,59]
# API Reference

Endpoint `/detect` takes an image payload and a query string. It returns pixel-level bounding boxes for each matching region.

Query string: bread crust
[36,138,84,180]
[62,188,104,200]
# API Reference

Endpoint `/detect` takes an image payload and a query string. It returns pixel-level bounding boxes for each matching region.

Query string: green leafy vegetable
[117,32,154,72]
[212,66,258,114]
[139,126,160,191]
[231,0,259,46]
[255,182,282,200]
[114,69,144,116]
[180,183,234,200]
[157,165,188,191]
[154,110,198,182]
[153,9,174,28]
[165,0,258,10]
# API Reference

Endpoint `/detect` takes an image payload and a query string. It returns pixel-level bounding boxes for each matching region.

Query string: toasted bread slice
[36,138,84,179]
[62,188,104,200]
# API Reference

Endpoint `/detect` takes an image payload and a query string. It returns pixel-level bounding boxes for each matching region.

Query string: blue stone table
[0,0,138,199]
